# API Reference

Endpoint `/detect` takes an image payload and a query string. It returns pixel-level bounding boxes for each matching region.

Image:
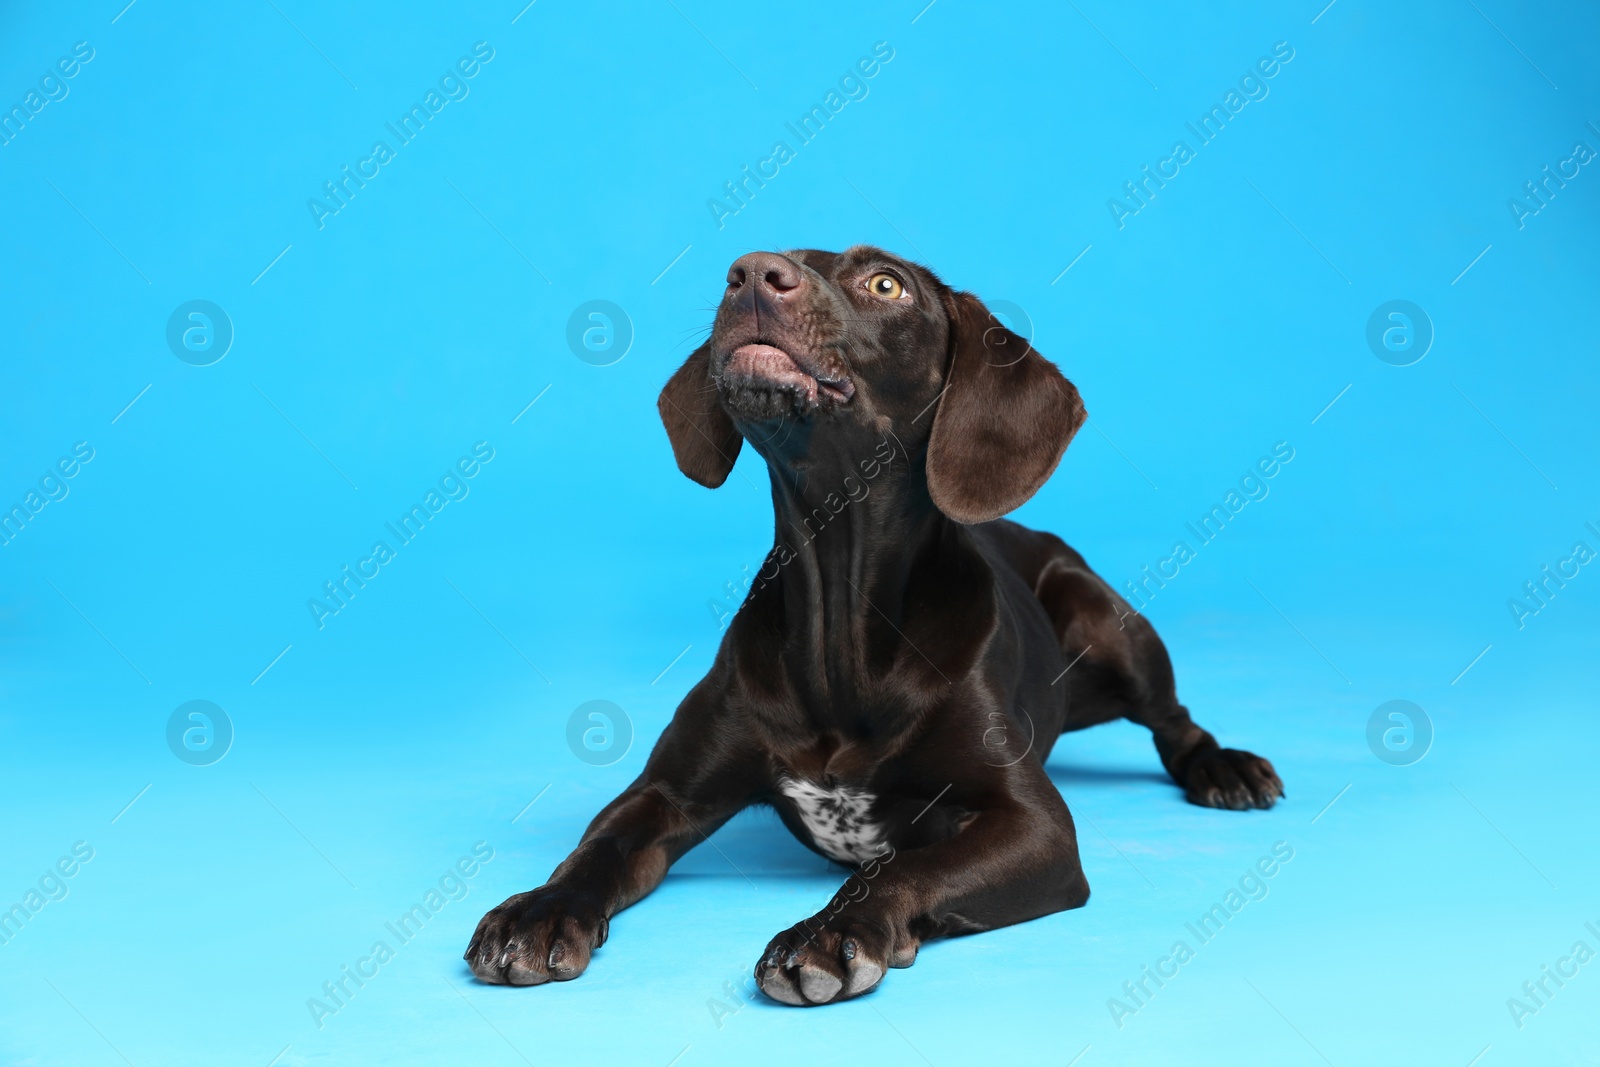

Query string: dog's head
[658,245,1086,524]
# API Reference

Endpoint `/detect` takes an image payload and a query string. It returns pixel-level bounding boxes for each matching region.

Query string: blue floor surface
[3,0,1598,1064]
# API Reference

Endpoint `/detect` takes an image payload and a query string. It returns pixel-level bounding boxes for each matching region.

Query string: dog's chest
[777,777,888,864]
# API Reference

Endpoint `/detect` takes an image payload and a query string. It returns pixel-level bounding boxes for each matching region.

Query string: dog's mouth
[723,343,855,407]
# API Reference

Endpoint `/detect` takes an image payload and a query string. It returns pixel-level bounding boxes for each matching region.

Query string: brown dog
[465,246,1282,1005]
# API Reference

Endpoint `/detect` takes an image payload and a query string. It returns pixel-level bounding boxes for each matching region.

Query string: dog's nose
[726,252,804,302]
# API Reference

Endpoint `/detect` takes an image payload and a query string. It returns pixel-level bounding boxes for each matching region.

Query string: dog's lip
[727,343,856,403]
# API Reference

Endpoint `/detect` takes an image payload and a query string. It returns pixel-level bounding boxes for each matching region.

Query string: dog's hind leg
[1033,554,1284,810]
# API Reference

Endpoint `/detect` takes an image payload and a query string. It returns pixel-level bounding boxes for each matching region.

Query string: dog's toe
[798,964,843,1004]
[843,937,886,994]
[756,946,807,1005]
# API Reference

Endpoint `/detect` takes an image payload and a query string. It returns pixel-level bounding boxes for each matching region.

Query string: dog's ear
[658,341,743,488]
[926,291,1087,524]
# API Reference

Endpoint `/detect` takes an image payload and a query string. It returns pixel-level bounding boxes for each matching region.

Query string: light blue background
[2,1,1597,1064]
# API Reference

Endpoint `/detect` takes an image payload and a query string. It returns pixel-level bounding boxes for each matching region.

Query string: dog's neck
[748,422,960,724]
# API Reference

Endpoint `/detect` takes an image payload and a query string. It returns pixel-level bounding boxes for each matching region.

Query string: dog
[465,245,1283,1005]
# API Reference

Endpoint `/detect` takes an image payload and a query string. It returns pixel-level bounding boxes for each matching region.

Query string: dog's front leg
[466,688,753,985]
[755,761,1088,1006]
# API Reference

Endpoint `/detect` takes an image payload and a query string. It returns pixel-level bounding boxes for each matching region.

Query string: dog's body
[466,246,1282,1004]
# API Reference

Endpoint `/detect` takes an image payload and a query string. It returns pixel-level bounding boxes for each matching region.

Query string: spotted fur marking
[778,777,888,864]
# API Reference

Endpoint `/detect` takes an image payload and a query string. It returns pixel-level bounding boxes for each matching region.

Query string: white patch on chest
[778,777,888,864]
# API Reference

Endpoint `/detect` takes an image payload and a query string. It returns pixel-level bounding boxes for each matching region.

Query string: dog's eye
[865,272,906,300]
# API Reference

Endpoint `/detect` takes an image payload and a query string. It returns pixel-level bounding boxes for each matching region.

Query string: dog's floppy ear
[658,341,743,488]
[926,291,1087,524]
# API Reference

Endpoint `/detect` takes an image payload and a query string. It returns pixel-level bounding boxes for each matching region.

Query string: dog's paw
[754,914,916,1006]
[1184,748,1283,810]
[464,887,608,986]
